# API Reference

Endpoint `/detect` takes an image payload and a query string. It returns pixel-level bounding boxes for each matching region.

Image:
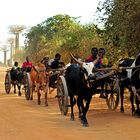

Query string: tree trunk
[15,33,19,53]
[4,51,7,66]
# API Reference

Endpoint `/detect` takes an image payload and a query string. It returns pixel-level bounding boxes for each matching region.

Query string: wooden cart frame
[57,64,140,115]
[56,68,120,115]
[4,70,31,100]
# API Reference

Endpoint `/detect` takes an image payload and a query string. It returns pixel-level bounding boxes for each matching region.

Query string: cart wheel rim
[24,73,31,100]
[57,76,69,115]
[105,79,120,110]
[5,73,11,94]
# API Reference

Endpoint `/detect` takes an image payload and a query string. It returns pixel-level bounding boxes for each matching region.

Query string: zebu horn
[70,53,83,66]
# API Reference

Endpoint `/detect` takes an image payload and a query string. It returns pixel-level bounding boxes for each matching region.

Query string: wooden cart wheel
[105,78,120,110]
[24,73,31,100]
[5,72,11,94]
[57,75,69,115]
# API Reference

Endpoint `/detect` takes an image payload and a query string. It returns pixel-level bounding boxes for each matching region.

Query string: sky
[0,0,102,62]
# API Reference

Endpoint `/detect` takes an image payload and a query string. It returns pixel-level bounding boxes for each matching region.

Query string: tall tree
[7,38,14,66]
[8,25,26,53]
[96,0,140,59]
[0,45,9,66]
[24,14,104,63]
[24,14,80,62]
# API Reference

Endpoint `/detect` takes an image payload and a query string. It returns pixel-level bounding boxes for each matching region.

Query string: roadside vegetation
[13,0,140,65]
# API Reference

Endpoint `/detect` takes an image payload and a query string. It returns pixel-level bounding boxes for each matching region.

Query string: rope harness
[119,65,140,82]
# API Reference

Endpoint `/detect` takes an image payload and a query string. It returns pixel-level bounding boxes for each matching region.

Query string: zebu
[64,54,112,126]
[119,53,140,116]
[9,67,23,96]
[57,53,121,126]
[30,63,49,106]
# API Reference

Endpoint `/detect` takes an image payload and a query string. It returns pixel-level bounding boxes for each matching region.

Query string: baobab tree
[0,45,9,66]
[8,25,26,53]
[7,38,14,66]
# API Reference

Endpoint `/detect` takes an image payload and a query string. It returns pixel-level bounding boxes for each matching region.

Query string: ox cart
[56,67,120,115]
[4,69,31,100]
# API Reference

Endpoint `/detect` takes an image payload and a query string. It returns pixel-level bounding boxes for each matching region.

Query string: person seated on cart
[95,48,108,68]
[86,47,108,99]
[48,53,65,69]
[95,48,108,99]
[9,61,24,95]
[22,56,33,72]
[48,53,65,88]
[10,61,21,82]
[85,47,106,71]
[85,47,98,62]
[12,61,19,70]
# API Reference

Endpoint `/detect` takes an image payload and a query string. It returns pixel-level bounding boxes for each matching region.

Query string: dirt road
[0,67,140,140]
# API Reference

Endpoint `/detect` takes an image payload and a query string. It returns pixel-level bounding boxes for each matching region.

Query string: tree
[24,14,80,62]
[0,45,9,66]
[8,25,26,53]
[96,0,140,59]
[24,14,105,63]
[7,38,14,66]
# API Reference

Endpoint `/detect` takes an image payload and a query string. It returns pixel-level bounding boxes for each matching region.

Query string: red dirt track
[0,67,140,140]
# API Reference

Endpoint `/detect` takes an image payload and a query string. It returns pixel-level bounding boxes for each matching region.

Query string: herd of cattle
[9,52,140,127]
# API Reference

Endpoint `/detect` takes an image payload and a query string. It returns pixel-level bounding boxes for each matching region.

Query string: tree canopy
[20,1,140,64]
[24,14,104,63]
[96,0,140,60]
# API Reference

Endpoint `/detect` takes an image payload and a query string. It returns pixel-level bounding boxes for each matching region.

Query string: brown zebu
[30,63,49,106]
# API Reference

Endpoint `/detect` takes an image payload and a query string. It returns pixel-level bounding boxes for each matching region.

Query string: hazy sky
[0,0,102,62]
